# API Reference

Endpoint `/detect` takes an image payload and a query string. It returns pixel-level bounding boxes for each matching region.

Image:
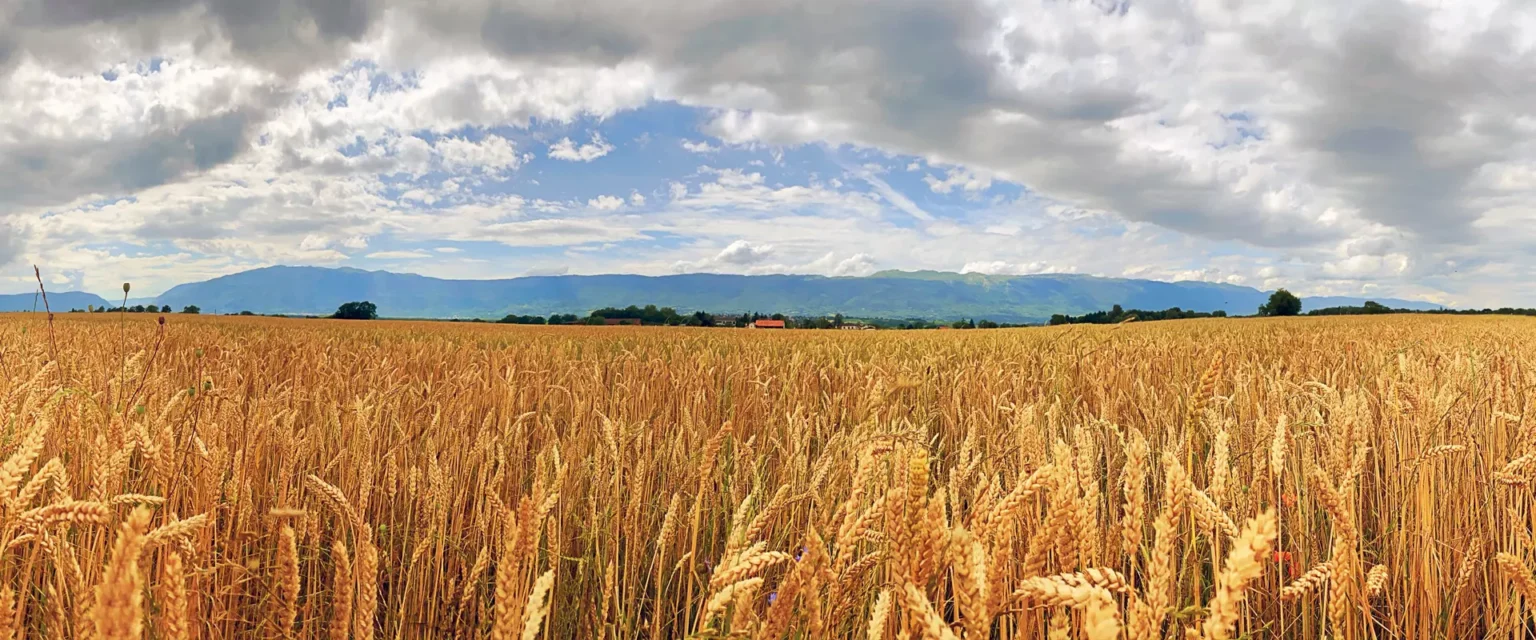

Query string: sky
[2,0,1535,305]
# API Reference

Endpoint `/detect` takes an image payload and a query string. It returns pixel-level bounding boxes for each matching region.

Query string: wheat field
[0,312,1533,638]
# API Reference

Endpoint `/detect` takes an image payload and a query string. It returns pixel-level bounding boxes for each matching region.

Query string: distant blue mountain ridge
[136,266,1444,323]
[0,291,112,312]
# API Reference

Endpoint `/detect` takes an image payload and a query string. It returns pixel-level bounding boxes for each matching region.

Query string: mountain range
[0,291,113,312]
[104,266,1445,323]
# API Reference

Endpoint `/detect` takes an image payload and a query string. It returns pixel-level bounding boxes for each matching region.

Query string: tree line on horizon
[69,304,202,314]
[1307,300,1536,317]
[496,305,857,328]
[1049,289,1300,326]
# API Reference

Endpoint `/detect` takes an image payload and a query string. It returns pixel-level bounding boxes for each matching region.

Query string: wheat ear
[93,506,152,640]
[157,551,189,640]
[1202,509,1278,640]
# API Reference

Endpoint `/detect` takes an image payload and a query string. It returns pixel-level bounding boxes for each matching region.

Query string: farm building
[751,319,786,329]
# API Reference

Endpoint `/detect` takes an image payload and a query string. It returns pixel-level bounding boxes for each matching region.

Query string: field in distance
[0,312,1530,638]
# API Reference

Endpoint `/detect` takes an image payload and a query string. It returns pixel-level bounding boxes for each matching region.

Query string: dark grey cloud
[0,108,261,212]
[9,0,381,73]
[0,31,15,72]
[132,199,250,241]
[0,221,26,270]
[1240,0,1536,245]
[672,0,1005,141]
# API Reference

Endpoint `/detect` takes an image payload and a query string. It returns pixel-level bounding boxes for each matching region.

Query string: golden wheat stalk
[898,582,960,640]
[330,541,353,640]
[702,577,762,625]
[867,588,893,640]
[93,507,152,640]
[158,552,189,640]
[1281,562,1333,600]
[1496,553,1536,603]
[276,524,300,639]
[1202,509,1278,640]
[0,585,15,640]
[518,570,555,640]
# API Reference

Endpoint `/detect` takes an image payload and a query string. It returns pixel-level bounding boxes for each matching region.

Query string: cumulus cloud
[436,135,524,174]
[714,240,774,266]
[924,168,992,194]
[681,139,717,153]
[672,240,778,273]
[587,195,625,211]
[834,255,876,277]
[961,261,1070,276]
[549,133,614,162]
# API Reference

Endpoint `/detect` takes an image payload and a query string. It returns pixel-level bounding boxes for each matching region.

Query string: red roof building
[751,319,786,329]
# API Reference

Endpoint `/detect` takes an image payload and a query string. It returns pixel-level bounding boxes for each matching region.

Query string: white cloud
[436,135,523,174]
[672,240,776,273]
[476,218,642,247]
[434,247,462,253]
[549,133,615,162]
[676,167,884,218]
[681,139,718,153]
[714,240,775,266]
[630,191,646,206]
[924,168,992,194]
[587,195,625,211]
[852,167,933,221]
[366,250,433,259]
[961,261,1071,276]
[832,253,877,277]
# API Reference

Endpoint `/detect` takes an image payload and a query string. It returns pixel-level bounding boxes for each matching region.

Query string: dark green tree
[1259,289,1302,316]
[332,301,378,320]
[182,305,200,314]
